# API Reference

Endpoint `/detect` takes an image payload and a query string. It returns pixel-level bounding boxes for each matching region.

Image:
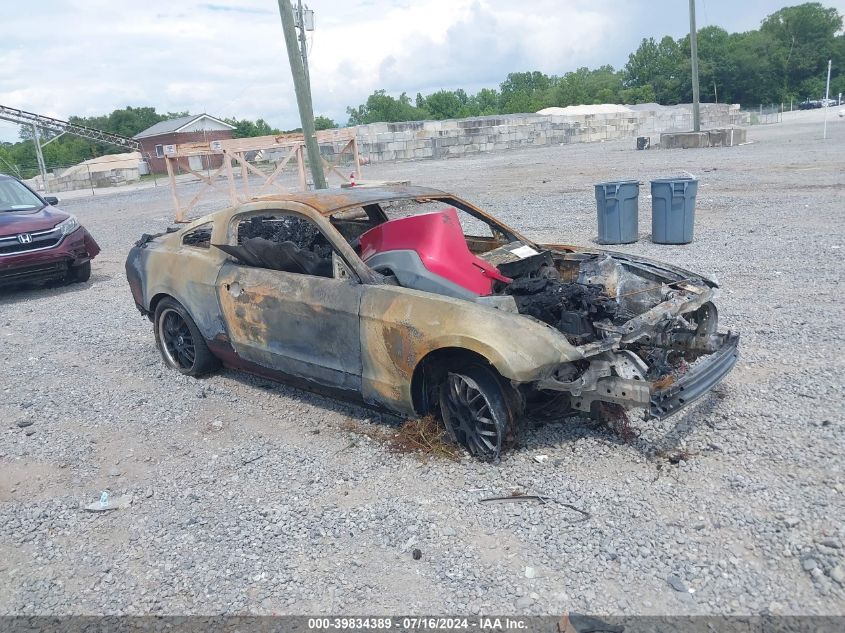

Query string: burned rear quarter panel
[359,285,584,414]
[130,213,229,339]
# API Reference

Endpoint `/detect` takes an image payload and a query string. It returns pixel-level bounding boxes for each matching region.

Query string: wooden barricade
[164,128,361,222]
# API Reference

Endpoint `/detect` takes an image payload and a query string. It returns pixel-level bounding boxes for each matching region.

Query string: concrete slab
[660,128,747,149]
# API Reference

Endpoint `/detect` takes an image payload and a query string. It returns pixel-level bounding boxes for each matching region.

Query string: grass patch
[389,415,461,461]
[339,415,461,461]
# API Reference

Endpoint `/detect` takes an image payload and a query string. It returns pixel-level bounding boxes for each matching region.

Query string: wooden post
[297,145,307,190]
[239,152,251,199]
[165,157,183,222]
[224,152,238,206]
[351,137,362,179]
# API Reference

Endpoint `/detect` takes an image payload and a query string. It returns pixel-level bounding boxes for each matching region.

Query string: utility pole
[277,0,326,189]
[297,0,310,86]
[689,0,701,132]
[823,59,831,140]
[31,124,49,192]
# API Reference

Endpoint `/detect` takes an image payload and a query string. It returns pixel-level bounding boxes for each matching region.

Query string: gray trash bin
[594,180,639,244]
[651,177,698,244]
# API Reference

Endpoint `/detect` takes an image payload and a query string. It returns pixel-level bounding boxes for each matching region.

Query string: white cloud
[2,0,843,142]
[0,0,626,141]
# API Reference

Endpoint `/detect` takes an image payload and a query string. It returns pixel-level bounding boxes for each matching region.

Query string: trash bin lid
[651,176,697,183]
[595,179,640,186]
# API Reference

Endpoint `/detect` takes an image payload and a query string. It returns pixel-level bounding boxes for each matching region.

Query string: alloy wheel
[443,372,504,460]
[159,308,196,370]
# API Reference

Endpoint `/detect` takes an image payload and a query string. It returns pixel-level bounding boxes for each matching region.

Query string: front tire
[439,364,516,461]
[154,297,220,377]
[66,261,91,284]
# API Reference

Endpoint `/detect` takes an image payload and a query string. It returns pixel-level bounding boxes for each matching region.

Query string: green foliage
[345,2,843,126]
[223,117,281,138]
[313,115,338,130]
[499,71,552,113]
[346,90,429,124]
[761,2,842,93]
[624,36,685,104]
[626,2,844,106]
[1,106,295,179]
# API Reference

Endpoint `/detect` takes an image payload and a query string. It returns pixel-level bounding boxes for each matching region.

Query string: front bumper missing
[649,333,739,419]
[536,333,739,419]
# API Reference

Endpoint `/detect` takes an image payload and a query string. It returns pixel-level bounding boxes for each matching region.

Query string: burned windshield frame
[363,196,526,244]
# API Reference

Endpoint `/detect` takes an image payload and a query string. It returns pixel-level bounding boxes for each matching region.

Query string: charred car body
[126,186,738,460]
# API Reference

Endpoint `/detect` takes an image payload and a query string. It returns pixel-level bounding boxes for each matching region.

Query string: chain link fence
[741,104,783,125]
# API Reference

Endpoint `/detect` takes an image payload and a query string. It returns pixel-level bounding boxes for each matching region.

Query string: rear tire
[439,363,516,461]
[154,297,220,377]
[66,261,91,284]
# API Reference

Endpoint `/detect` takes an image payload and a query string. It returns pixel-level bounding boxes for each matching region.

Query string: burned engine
[493,250,621,345]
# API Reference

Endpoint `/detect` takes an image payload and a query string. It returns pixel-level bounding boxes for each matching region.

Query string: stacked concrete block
[341,103,744,165]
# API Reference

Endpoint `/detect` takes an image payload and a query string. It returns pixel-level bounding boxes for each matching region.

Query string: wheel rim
[159,308,195,370]
[443,373,503,460]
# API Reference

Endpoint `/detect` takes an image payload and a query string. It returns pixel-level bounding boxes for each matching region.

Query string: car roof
[250,185,450,216]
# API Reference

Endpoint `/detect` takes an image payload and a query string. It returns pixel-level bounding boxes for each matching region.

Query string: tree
[313,115,337,130]
[346,90,428,124]
[499,71,552,113]
[471,88,500,115]
[722,30,784,104]
[624,36,685,104]
[341,4,842,121]
[692,26,733,103]
[761,2,843,97]
[223,117,281,138]
[417,90,468,120]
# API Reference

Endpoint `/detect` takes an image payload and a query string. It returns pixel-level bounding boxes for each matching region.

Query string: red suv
[0,174,100,288]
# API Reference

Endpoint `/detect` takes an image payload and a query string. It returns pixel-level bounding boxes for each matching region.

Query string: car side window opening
[221,213,337,279]
[181,223,213,249]
[329,206,381,249]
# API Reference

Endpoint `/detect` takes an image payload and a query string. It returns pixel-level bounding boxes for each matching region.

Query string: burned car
[126,186,738,460]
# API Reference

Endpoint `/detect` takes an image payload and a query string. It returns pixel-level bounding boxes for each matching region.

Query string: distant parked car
[799,100,822,110]
[0,174,100,288]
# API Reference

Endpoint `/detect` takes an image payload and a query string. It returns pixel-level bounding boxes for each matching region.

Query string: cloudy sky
[1,0,844,141]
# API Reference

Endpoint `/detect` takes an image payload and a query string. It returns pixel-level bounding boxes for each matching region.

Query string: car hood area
[0,205,70,236]
[476,242,717,350]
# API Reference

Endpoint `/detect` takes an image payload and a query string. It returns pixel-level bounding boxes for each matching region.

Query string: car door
[215,210,363,392]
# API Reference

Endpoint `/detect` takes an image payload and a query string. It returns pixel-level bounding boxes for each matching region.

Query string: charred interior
[217,215,335,278]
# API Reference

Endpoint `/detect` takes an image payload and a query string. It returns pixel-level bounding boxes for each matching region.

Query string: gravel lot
[1,110,843,616]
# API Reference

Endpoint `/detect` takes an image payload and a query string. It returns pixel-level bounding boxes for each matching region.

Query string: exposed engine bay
[478,241,738,418]
[352,208,737,418]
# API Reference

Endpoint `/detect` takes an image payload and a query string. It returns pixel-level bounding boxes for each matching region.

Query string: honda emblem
[17,233,33,244]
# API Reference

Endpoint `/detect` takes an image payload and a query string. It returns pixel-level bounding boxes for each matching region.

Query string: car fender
[127,238,228,340]
[359,284,581,414]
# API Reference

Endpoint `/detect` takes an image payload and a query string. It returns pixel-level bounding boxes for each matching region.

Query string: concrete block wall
[342,104,747,164]
[38,166,141,193]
